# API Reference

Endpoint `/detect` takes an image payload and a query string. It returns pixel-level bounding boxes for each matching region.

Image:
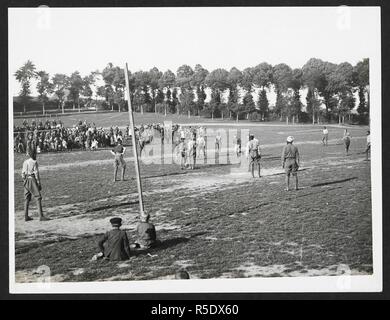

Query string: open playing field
[13,113,372,282]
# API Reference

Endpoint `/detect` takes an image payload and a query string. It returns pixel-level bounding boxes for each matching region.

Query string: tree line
[14,58,369,123]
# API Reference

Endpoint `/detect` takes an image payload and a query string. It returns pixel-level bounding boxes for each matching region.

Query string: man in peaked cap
[98,217,131,261]
[281,136,300,191]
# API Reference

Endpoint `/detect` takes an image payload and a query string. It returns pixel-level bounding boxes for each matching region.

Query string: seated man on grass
[131,212,159,250]
[98,217,131,261]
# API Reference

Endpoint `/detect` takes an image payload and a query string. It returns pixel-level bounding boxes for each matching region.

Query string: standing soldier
[111,139,126,182]
[178,138,187,170]
[322,126,329,146]
[187,137,197,170]
[246,134,261,178]
[234,134,242,158]
[342,129,352,155]
[22,148,49,221]
[365,130,371,161]
[281,136,300,191]
[215,132,222,152]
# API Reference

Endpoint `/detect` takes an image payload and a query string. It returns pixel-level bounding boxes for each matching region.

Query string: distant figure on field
[215,133,222,152]
[234,134,241,157]
[246,134,261,178]
[196,135,206,158]
[111,139,126,181]
[187,137,197,170]
[322,126,329,146]
[98,217,131,261]
[132,212,158,250]
[22,147,49,222]
[342,129,351,155]
[178,138,187,170]
[281,136,300,191]
[365,130,371,161]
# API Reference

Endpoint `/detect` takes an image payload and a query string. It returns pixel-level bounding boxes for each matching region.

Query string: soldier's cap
[109,217,122,227]
[287,136,294,143]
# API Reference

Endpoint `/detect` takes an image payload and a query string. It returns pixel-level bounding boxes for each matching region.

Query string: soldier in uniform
[187,137,197,170]
[98,217,131,261]
[215,132,222,152]
[132,212,158,250]
[342,129,352,155]
[234,134,242,157]
[322,126,329,146]
[246,134,261,178]
[111,139,126,181]
[281,136,300,191]
[365,130,371,161]
[22,147,49,221]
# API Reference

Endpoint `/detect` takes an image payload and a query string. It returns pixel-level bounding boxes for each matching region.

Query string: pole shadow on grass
[310,177,357,188]
[86,200,139,214]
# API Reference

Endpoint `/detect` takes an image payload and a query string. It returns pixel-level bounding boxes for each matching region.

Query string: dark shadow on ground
[131,237,190,256]
[311,177,357,188]
[86,200,139,213]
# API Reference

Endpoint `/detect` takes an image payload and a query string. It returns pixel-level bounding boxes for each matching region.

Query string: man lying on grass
[98,217,131,261]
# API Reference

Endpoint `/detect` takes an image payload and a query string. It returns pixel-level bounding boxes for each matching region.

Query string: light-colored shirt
[22,158,40,181]
[367,135,371,145]
[282,144,299,161]
[246,138,260,157]
[323,129,329,135]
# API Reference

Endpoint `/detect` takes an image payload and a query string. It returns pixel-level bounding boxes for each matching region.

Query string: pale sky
[9,6,380,97]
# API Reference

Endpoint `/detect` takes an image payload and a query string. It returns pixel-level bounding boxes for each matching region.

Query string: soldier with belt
[111,139,126,182]
[22,148,49,221]
[281,136,300,191]
[246,134,261,178]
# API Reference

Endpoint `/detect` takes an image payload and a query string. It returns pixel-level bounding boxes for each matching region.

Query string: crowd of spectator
[13,119,183,154]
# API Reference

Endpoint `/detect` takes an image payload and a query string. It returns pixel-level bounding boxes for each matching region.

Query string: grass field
[12,114,372,282]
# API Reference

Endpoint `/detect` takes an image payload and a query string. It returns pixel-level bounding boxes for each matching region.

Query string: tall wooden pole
[124,63,144,213]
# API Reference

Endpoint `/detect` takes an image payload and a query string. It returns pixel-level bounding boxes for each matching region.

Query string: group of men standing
[21,124,371,223]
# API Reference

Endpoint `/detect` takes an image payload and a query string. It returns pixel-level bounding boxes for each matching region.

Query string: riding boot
[24,199,32,221]
[37,198,49,221]
[121,167,126,181]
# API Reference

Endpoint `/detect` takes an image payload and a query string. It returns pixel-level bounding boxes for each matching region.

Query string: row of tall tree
[14,58,369,123]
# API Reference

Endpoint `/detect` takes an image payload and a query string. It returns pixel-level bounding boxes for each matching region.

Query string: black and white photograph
[8,5,382,294]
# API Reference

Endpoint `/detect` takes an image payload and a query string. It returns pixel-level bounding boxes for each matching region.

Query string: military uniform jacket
[98,229,131,261]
